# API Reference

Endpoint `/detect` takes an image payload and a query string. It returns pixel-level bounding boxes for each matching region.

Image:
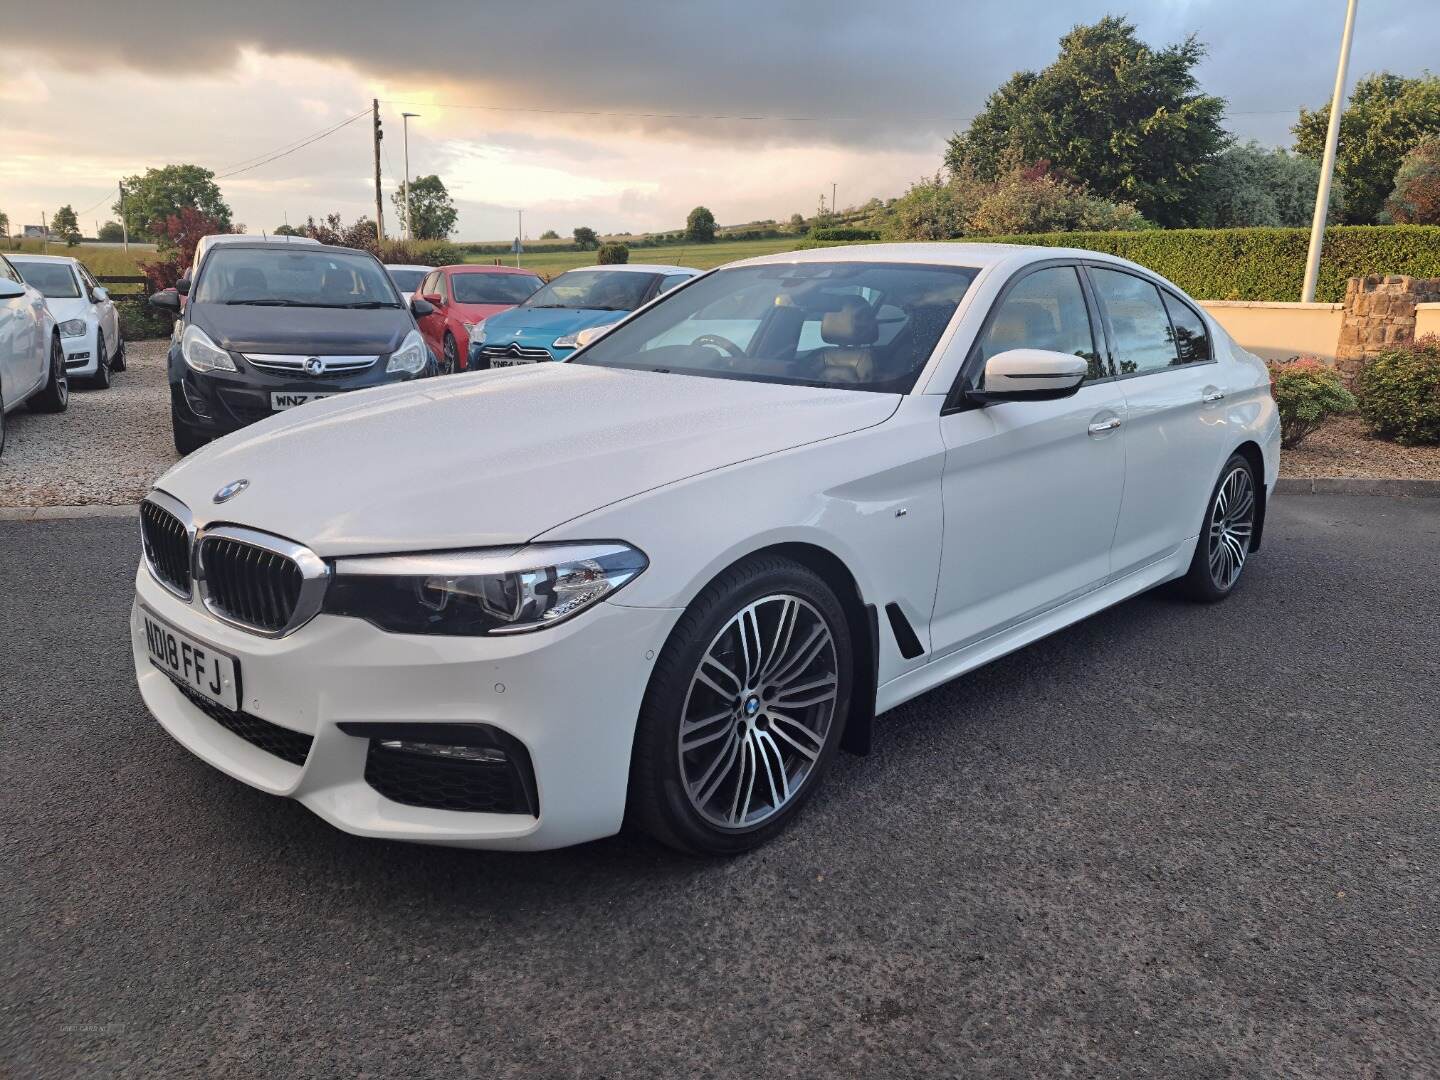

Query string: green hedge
[810,226,882,242]
[976,225,1440,303]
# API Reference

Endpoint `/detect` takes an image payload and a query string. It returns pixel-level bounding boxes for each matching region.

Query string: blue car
[469,263,698,368]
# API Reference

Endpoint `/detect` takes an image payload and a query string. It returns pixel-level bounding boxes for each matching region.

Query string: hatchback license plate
[489,357,536,368]
[141,608,239,711]
[271,391,336,410]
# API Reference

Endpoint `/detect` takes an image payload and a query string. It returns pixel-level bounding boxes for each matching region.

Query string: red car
[413,265,544,373]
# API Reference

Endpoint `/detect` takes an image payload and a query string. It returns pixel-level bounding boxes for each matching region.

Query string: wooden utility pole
[372,98,386,246]
[118,181,129,253]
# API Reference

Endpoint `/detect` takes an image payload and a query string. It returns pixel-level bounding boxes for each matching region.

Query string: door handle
[1087,417,1122,435]
[1202,389,1225,403]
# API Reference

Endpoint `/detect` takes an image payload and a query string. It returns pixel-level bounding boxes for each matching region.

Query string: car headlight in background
[462,319,484,343]
[552,322,618,349]
[58,319,88,339]
[385,329,428,375]
[323,542,648,635]
[181,324,237,373]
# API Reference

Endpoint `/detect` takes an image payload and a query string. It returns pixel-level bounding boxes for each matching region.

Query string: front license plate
[271,391,337,411]
[489,357,536,368]
[141,608,239,711]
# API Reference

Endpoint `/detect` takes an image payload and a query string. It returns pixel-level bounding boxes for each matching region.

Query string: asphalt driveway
[2,494,1437,1078]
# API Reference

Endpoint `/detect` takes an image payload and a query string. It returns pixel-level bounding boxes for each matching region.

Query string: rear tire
[1180,453,1258,602]
[0,380,7,460]
[29,336,69,413]
[170,384,208,456]
[627,555,852,856]
[111,338,127,372]
[92,331,112,389]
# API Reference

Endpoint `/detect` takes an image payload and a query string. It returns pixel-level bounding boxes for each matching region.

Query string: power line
[214,108,370,180]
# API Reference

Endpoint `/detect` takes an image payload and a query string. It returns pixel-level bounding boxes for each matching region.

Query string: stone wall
[1336,275,1440,381]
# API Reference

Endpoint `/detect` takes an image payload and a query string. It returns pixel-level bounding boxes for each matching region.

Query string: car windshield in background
[194,248,401,308]
[574,262,978,393]
[388,268,427,293]
[452,273,544,305]
[13,261,80,299]
[523,270,658,311]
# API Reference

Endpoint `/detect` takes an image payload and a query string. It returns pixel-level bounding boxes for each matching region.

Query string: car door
[415,270,446,356]
[0,257,45,406]
[930,262,1128,657]
[1085,265,1229,577]
[80,264,119,358]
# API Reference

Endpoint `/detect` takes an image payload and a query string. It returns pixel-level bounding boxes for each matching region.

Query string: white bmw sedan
[130,243,1280,855]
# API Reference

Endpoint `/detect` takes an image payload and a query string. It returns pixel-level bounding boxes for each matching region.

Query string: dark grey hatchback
[150,242,436,454]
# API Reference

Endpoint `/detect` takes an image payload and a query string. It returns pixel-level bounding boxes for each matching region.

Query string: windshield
[574,262,978,393]
[13,261,80,299]
[194,248,401,307]
[387,268,427,292]
[522,269,659,311]
[452,272,543,305]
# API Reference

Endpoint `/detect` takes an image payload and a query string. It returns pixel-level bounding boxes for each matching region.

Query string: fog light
[378,739,507,764]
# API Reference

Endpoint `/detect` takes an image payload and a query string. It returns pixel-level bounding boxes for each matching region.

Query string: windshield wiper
[325,301,398,309]
[526,304,569,309]
[223,298,302,306]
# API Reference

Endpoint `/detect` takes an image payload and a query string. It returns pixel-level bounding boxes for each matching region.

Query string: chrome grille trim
[195,526,331,639]
[241,353,379,376]
[481,343,553,360]
[140,491,196,599]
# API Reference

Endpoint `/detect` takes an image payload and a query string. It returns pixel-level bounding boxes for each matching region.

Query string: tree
[1385,139,1440,224]
[302,213,381,252]
[573,226,599,249]
[97,221,125,242]
[685,206,717,243]
[0,210,10,239]
[597,242,629,264]
[272,223,302,236]
[51,205,82,246]
[539,229,560,240]
[788,213,807,233]
[1295,73,1440,223]
[1194,142,1342,228]
[390,174,458,240]
[115,164,232,240]
[137,208,231,291]
[944,16,1227,227]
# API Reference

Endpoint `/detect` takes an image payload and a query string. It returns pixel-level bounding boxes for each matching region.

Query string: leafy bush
[686,206,716,243]
[383,239,464,266]
[810,227,881,241]
[97,221,125,243]
[138,208,232,291]
[597,242,629,264]
[1384,140,1440,225]
[1266,357,1356,448]
[1353,335,1440,445]
[973,224,1440,302]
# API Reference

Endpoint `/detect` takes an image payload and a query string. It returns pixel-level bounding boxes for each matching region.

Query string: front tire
[92,331,112,389]
[111,338,127,372]
[170,384,208,456]
[1180,453,1258,602]
[443,333,459,374]
[28,336,69,413]
[627,555,852,856]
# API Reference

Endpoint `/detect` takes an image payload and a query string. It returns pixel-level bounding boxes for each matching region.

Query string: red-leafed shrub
[138,208,232,291]
[1385,140,1440,225]
[1266,357,1356,448]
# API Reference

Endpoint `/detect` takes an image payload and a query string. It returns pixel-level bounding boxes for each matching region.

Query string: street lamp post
[401,112,420,241]
[1301,0,1359,303]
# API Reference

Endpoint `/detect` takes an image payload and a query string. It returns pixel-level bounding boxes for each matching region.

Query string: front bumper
[130,564,680,850]
[176,357,432,438]
[467,341,574,369]
[62,330,98,375]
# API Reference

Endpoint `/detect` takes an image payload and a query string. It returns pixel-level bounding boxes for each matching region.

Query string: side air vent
[885,602,925,660]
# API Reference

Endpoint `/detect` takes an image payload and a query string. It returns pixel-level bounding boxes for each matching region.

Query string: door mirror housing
[91,286,110,303]
[421,292,443,306]
[148,289,182,312]
[410,296,435,317]
[175,277,191,296]
[969,348,1089,403]
[0,278,25,300]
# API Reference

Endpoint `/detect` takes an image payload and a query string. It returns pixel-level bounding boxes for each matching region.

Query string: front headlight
[469,327,486,347]
[58,319,88,338]
[553,322,618,349]
[181,324,237,373]
[385,329,428,375]
[462,319,484,341]
[324,542,648,635]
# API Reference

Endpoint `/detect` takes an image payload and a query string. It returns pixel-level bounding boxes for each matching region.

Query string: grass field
[2,240,150,277]
[469,236,814,278]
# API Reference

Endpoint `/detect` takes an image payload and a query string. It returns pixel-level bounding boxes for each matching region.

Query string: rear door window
[1088,267,1179,376]
[1162,291,1211,364]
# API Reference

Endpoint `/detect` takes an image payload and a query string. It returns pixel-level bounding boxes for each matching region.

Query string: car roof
[208,233,320,246]
[385,264,433,272]
[558,263,699,275]
[8,253,79,265]
[441,264,542,275]
[729,241,1147,275]
[203,240,376,258]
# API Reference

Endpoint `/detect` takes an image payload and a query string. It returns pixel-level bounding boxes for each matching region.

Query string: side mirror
[175,277,191,296]
[148,289,181,312]
[91,286,110,302]
[421,292,443,306]
[410,296,435,317]
[968,348,1088,403]
[0,279,25,300]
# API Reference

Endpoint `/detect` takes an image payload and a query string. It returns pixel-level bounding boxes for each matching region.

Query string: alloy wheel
[1208,465,1254,590]
[678,593,839,830]
[444,335,458,374]
[53,340,69,407]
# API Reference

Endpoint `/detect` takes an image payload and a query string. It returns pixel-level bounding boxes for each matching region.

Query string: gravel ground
[1282,416,1440,481]
[0,340,175,507]
[3,495,1438,1078]
[2,344,1436,509]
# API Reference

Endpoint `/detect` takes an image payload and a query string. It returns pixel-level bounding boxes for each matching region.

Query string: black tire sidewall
[94,331,110,388]
[1186,452,1255,601]
[443,333,457,373]
[629,557,853,856]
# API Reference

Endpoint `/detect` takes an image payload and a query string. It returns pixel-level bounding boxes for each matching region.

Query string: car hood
[45,296,90,322]
[192,303,414,356]
[155,363,899,555]
[481,306,625,345]
[449,300,518,323]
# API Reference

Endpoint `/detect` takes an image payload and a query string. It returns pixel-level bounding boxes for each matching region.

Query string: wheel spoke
[680,709,735,752]
[729,737,758,825]
[697,653,743,698]
[758,598,798,682]
[772,672,838,709]
[755,731,789,806]
[768,624,827,689]
[691,729,740,807]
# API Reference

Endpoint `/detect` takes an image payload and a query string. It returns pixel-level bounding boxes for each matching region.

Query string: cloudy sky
[1,0,1431,240]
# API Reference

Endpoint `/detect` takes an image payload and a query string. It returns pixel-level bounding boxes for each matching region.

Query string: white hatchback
[130,243,1280,855]
[10,253,124,388]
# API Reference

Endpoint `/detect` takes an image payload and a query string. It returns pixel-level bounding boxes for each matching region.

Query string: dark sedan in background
[151,242,436,454]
